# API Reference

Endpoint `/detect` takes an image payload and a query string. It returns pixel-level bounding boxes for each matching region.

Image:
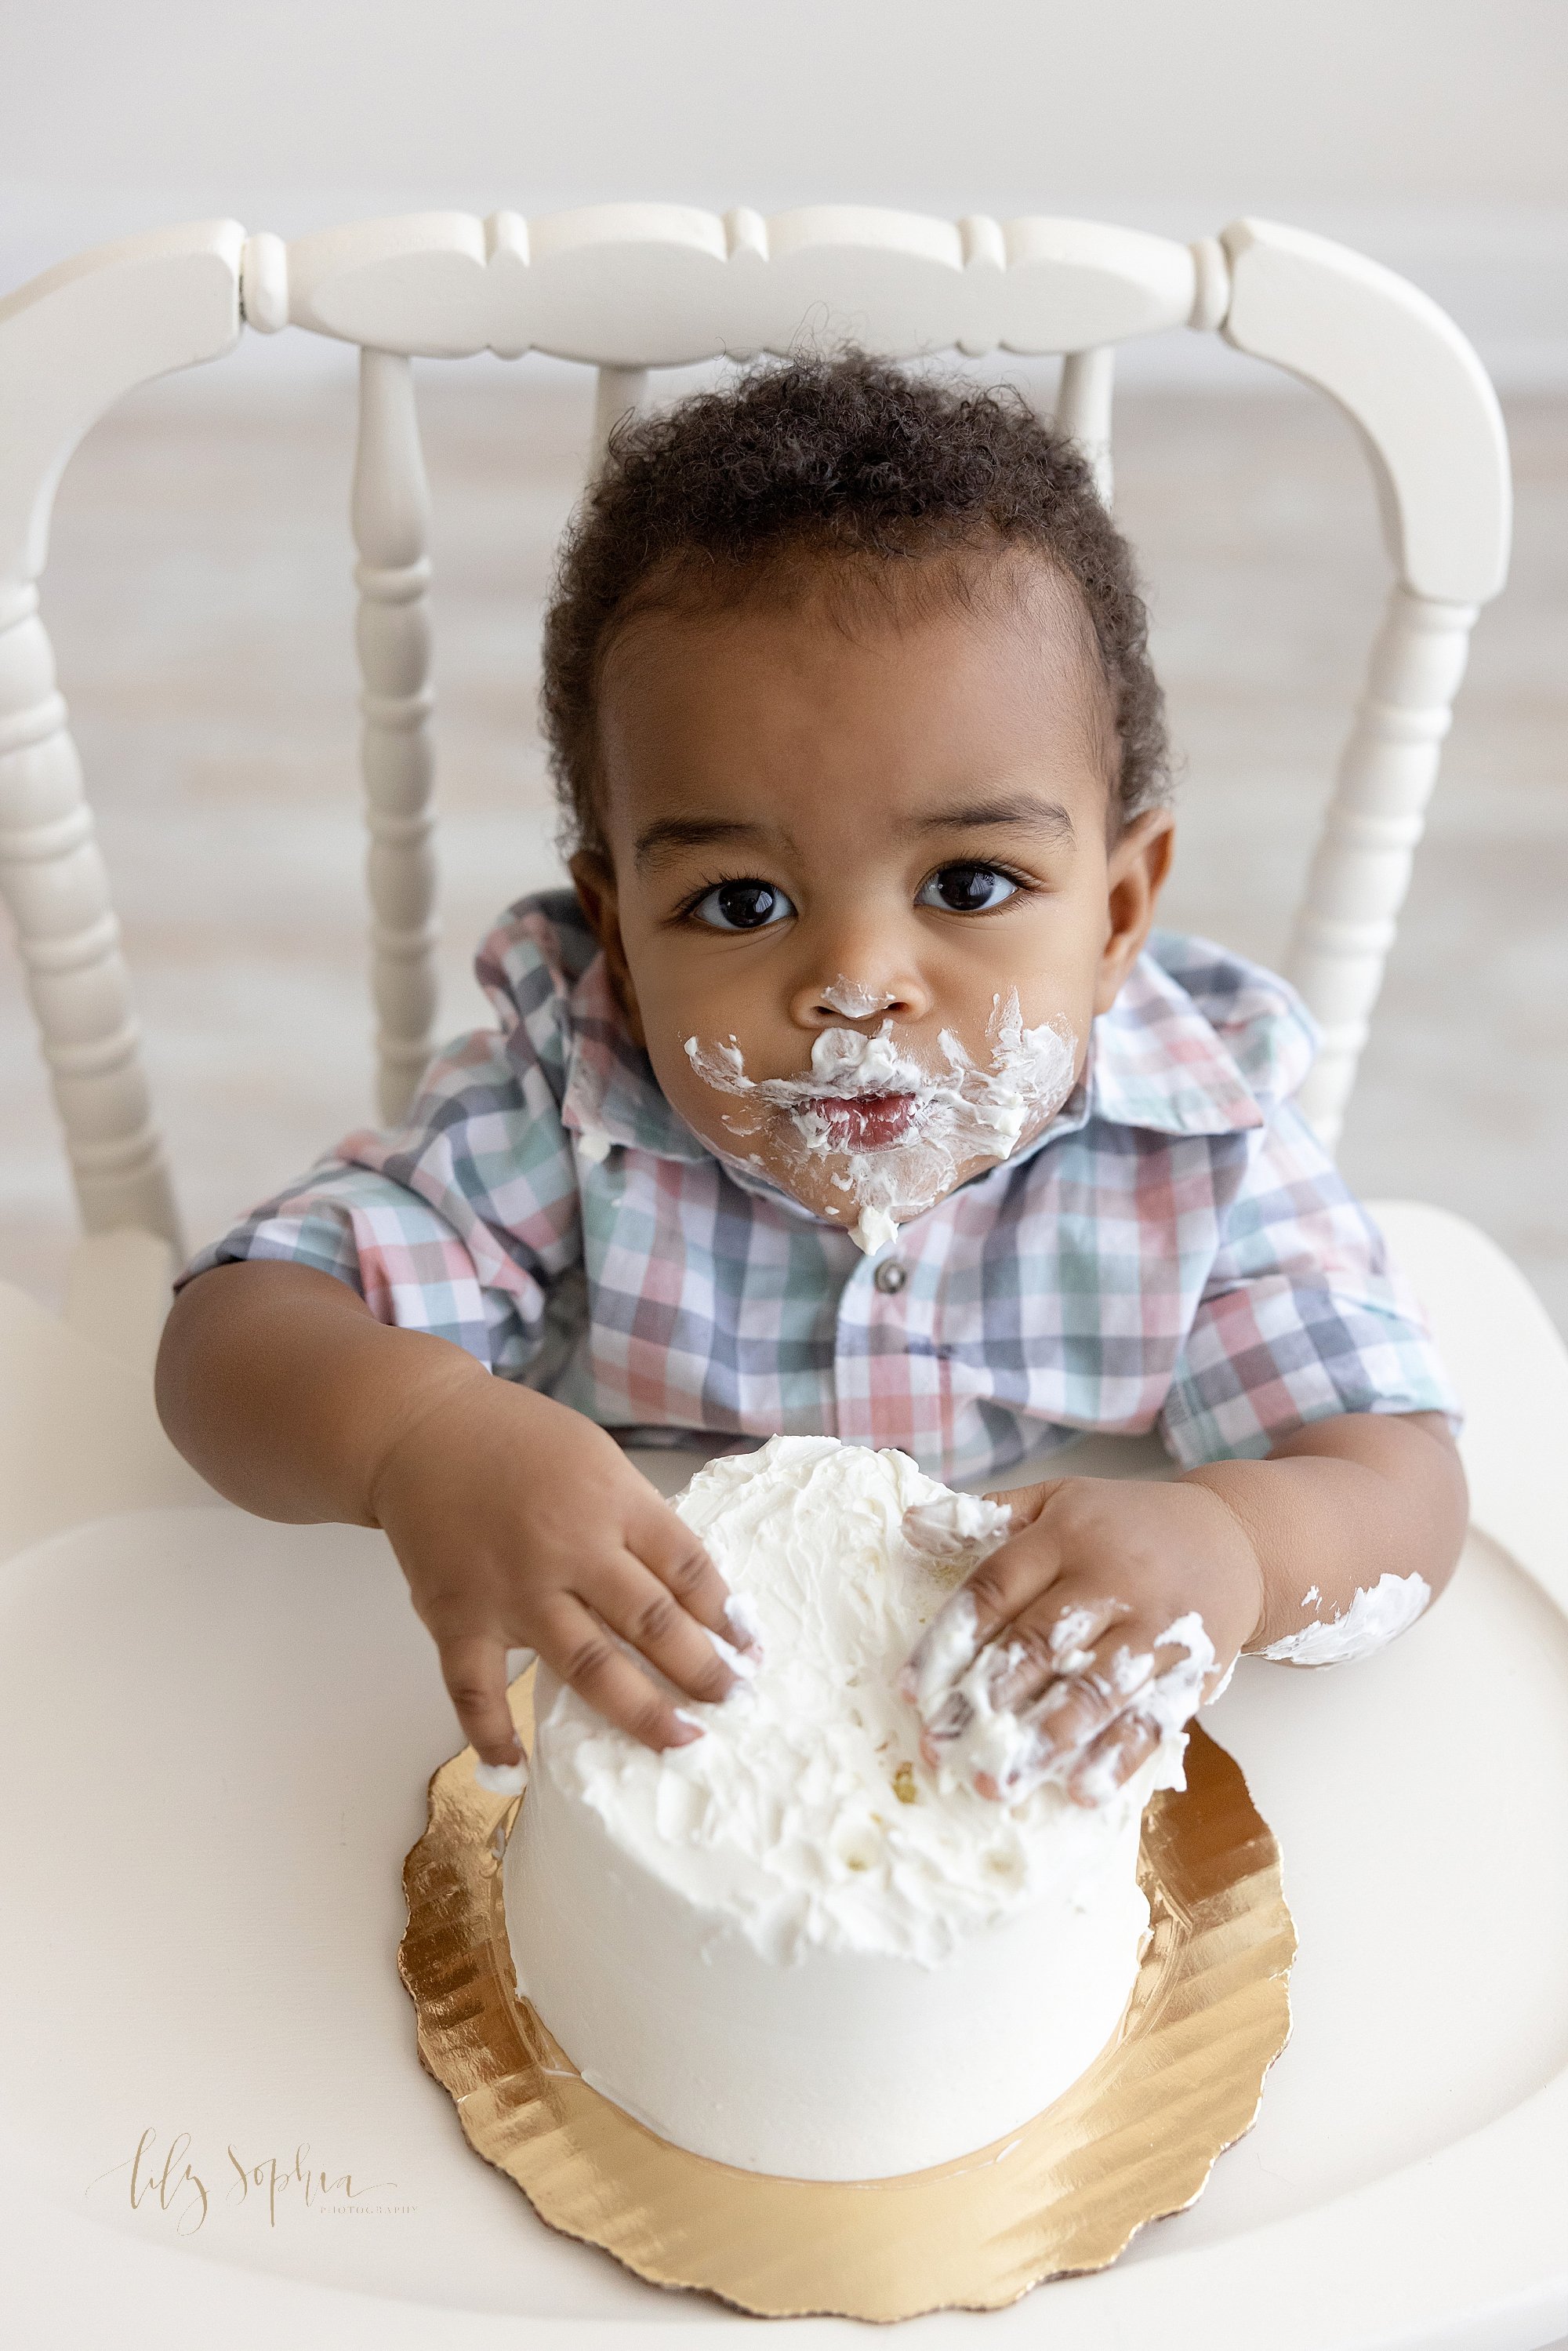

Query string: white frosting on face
[819,975,895,1019]
[1261,1572,1432,1666]
[531,1436,1161,1968]
[854,1204,900,1256]
[684,993,1076,1254]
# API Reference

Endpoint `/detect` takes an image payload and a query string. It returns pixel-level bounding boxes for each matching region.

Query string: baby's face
[575,567,1172,1250]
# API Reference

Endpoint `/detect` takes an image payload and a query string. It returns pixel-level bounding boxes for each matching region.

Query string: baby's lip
[803,1092,918,1149]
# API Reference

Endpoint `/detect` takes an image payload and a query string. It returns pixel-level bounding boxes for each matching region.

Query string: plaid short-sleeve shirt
[183,888,1457,1484]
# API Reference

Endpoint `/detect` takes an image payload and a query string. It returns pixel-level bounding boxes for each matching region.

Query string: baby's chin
[749,1132,1017,1235]
[667,1073,1058,1236]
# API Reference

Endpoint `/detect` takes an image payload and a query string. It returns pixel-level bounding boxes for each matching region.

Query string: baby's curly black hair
[541,353,1168,857]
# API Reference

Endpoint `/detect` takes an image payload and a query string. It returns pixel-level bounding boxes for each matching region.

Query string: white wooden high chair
[0,209,1564,2351]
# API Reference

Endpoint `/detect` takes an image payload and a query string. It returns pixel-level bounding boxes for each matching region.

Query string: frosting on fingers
[894,1492,1012,1715]
[911,1609,1222,1809]
[905,1590,1138,1771]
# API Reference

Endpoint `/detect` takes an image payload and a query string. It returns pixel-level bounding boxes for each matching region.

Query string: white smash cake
[505,1434,1175,2180]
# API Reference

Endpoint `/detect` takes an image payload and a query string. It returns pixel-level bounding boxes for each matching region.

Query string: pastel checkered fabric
[183,889,1457,1484]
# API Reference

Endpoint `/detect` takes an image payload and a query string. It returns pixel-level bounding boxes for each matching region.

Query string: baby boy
[156,355,1466,1807]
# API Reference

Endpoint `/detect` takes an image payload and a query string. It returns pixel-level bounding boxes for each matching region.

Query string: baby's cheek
[649,1032,774,1165]
[662,1059,739,1143]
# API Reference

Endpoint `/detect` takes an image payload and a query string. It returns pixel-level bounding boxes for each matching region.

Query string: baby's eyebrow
[907,794,1076,844]
[633,795,1074,870]
[633,816,771,870]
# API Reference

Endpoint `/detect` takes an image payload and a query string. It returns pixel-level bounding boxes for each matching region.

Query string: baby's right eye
[691,881,797,932]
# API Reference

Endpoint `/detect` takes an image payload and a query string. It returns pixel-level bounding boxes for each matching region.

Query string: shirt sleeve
[1158,1097,1461,1467]
[178,1019,585,1382]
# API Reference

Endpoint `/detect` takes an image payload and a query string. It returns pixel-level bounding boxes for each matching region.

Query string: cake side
[506,1714,1150,2177]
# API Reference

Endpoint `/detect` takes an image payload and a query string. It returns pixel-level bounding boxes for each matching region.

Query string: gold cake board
[400,1670,1295,2323]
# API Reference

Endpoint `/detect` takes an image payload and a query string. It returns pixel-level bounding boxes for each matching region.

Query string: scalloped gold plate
[400,1675,1294,2323]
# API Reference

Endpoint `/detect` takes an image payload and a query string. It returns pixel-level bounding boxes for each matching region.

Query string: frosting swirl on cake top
[534,1435,1174,1967]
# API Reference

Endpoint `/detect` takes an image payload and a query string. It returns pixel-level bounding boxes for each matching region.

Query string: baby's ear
[1094,808,1175,1016]
[569,852,647,1045]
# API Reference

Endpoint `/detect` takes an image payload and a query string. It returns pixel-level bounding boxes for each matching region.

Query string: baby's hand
[899,1476,1264,1807]
[368,1379,751,1771]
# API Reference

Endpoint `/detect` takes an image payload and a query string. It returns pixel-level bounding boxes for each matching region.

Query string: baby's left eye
[917,864,1020,914]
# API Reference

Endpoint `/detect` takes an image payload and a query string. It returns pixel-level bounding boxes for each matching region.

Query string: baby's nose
[793,969,932,1029]
[820,976,895,1019]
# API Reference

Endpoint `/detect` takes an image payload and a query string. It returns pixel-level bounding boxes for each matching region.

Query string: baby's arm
[156,1261,746,1768]
[902,1411,1466,1805]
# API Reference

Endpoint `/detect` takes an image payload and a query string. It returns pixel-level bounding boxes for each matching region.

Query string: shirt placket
[832,1214,953,1467]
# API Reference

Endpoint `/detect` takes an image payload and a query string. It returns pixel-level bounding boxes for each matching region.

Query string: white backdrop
[3,0,1567,382]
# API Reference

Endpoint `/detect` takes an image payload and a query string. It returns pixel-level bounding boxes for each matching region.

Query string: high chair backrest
[0,207,1511,1252]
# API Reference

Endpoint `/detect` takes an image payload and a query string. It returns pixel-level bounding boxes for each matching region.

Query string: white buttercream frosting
[684,994,1076,1254]
[818,975,896,1019]
[1261,1571,1432,1666]
[532,1437,1154,1967]
[505,1437,1163,2178]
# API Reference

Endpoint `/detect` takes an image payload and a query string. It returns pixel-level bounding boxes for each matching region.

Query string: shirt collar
[1082,944,1272,1137]
[560,955,712,1162]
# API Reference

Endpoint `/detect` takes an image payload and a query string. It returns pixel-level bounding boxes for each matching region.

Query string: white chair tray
[0,1493,1563,2349]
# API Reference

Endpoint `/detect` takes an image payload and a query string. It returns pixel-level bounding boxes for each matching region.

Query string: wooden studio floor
[2,369,1566,1338]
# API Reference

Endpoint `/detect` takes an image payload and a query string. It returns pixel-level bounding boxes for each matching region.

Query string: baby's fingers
[976,1613,1221,1805]
[439,1632,525,1771]
[900,1507,1087,1713]
[983,1615,1178,1796]
[538,1594,705,1753]
[977,1604,1152,1741]
[903,1575,1128,1760]
[585,1553,746,1708]
[1065,1713,1163,1808]
[630,1494,758,1655]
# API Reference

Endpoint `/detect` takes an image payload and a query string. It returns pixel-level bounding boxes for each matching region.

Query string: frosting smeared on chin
[684,994,1077,1253]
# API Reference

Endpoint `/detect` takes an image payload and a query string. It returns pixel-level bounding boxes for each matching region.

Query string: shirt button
[873,1259,908,1295]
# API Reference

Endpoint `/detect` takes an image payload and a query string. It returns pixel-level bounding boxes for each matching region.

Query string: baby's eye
[691,880,797,932]
[917,863,1020,914]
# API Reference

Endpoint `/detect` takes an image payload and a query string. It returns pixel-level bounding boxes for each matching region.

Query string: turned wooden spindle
[589,365,648,473]
[351,349,440,1125]
[1055,347,1115,503]
[0,577,179,1241]
[1287,586,1479,1148]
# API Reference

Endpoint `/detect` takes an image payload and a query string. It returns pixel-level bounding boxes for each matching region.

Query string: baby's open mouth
[804,1092,919,1150]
